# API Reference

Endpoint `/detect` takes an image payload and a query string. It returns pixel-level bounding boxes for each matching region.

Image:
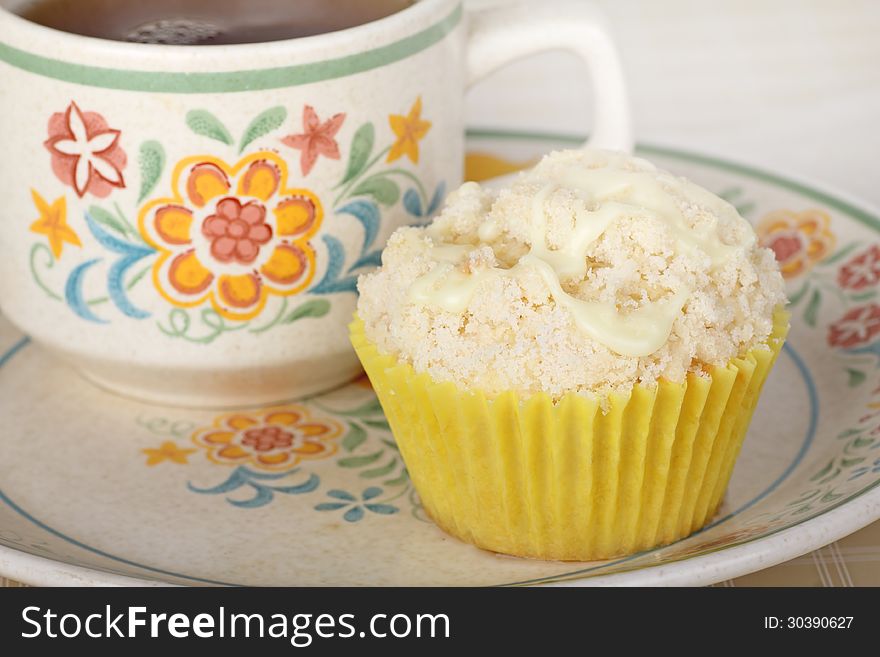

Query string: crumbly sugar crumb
[357,149,786,400]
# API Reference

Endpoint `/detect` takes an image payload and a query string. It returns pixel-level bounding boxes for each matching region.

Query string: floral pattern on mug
[29,190,80,259]
[44,101,127,199]
[281,105,346,176]
[191,406,344,471]
[28,98,443,346]
[387,96,431,164]
[138,152,322,321]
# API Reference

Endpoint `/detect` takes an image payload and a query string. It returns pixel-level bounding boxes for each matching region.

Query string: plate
[2,130,880,586]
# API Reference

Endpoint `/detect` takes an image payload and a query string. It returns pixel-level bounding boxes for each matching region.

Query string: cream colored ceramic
[0,136,878,586]
[0,0,631,407]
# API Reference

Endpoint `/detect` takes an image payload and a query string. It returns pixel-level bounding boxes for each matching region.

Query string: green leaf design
[239,106,287,153]
[853,435,875,448]
[787,488,821,506]
[786,281,809,307]
[363,418,391,431]
[821,241,859,266]
[840,456,866,467]
[186,110,233,145]
[846,368,867,387]
[341,123,375,185]
[137,141,165,203]
[128,264,151,288]
[849,290,877,302]
[820,490,844,503]
[383,470,409,487]
[338,450,384,468]
[338,398,384,418]
[283,298,331,324]
[88,205,129,238]
[735,202,755,217]
[803,289,821,327]
[837,427,865,439]
[717,186,743,202]
[810,458,834,482]
[342,422,367,452]
[361,457,398,479]
[352,176,400,206]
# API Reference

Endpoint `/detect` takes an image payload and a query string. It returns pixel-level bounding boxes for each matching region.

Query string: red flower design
[44,101,126,198]
[242,426,294,452]
[202,197,273,265]
[838,245,880,291]
[281,105,346,176]
[828,304,880,349]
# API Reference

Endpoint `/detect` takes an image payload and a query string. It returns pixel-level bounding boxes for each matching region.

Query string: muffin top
[357,149,786,399]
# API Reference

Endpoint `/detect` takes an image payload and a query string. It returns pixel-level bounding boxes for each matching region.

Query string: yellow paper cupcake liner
[350,312,789,561]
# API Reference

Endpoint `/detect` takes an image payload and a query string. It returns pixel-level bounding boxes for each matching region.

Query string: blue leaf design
[362,487,383,500]
[228,486,275,509]
[85,211,144,254]
[403,189,423,217]
[343,506,365,522]
[187,467,253,495]
[846,342,880,359]
[315,502,349,511]
[327,489,357,501]
[311,235,358,295]
[365,503,399,515]
[107,256,153,319]
[348,249,383,273]
[427,182,447,216]
[187,466,319,508]
[271,473,320,495]
[238,467,302,481]
[314,278,358,295]
[64,259,107,324]
[85,212,156,319]
[337,200,380,253]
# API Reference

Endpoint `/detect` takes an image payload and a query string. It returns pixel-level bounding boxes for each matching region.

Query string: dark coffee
[16,0,415,45]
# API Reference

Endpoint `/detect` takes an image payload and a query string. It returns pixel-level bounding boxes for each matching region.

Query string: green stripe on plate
[465,127,880,234]
[0,4,462,93]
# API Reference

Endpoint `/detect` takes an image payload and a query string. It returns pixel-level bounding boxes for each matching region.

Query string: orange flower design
[139,152,322,321]
[192,406,344,471]
[756,209,836,279]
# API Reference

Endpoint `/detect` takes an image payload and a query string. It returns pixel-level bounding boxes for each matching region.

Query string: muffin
[351,149,788,561]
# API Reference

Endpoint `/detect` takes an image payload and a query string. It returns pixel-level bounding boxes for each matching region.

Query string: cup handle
[465,0,633,153]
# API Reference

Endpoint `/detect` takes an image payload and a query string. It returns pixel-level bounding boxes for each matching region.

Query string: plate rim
[2,133,880,586]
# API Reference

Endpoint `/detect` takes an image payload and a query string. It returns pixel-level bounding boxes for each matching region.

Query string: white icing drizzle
[408,156,751,357]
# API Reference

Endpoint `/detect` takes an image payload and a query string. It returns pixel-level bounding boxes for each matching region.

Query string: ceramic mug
[0,0,631,407]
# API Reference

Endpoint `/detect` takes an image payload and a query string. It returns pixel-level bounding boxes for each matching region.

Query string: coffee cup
[0,0,631,407]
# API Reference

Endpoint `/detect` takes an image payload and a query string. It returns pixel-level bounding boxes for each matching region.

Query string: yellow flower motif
[192,405,344,472]
[29,190,81,258]
[138,152,322,321]
[756,208,836,279]
[142,441,197,466]
[387,97,432,164]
